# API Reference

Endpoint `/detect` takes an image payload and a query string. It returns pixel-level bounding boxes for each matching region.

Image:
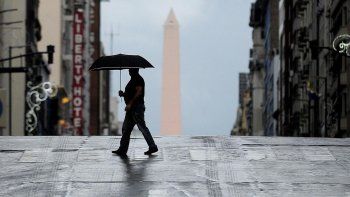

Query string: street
[0,136,350,196]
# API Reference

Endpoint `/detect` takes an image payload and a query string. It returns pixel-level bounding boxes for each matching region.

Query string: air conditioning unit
[0,89,7,128]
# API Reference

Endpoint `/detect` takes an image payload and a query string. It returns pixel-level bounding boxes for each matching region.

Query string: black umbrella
[89,54,154,91]
[89,54,154,71]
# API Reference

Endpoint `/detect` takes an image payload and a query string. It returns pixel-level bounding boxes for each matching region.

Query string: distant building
[232,73,251,136]
[248,1,266,136]
[239,73,249,105]
[248,0,279,136]
[109,96,119,135]
[232,89,251,136]
[38,0,68,135]
[261,0,279,136]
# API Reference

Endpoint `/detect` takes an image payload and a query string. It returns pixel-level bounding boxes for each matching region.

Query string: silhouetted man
[112,68,158,157]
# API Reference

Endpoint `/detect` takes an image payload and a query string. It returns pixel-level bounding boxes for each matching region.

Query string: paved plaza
[1,136,350,196]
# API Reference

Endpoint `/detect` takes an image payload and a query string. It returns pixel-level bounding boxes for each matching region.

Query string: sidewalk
[0,136,350,196]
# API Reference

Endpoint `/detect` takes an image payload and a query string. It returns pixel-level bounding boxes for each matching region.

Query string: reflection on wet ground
[1,136,350,196]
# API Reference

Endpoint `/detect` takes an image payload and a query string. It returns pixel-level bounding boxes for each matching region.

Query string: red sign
[72,9,84,135]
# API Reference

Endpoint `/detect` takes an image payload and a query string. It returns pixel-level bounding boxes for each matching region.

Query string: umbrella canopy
[89,54,154,71]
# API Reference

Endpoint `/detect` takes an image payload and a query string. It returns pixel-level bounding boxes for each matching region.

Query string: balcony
[297,27,309,48]
[293,0,308,17]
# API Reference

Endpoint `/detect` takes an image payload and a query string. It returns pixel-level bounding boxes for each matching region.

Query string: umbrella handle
[120,70,123,103]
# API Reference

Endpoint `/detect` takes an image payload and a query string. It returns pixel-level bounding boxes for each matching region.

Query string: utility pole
[108,24,121,96]
[108,25,119,135]
[8,47,11,136]
[109,24,120,55]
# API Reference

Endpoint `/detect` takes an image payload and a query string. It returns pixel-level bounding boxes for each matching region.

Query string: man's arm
[125,86,142,111]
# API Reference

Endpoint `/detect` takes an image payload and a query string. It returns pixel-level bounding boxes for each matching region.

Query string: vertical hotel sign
[72,8,84,135]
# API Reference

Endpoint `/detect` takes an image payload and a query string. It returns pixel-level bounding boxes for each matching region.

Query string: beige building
[248,7,265,135]
[161,9,182,136]
[38,0,72,135]
[0,0,42,136]
[38,0,62,86]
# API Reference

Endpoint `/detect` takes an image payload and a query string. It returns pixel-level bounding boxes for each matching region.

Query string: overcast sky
[101,0,254,136]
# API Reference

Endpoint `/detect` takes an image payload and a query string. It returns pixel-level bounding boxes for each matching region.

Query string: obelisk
[161,9,181,135]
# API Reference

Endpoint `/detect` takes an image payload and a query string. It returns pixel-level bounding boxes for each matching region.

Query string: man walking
[112,68,158,157]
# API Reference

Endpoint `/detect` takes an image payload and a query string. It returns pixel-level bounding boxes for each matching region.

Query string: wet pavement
[0,136,350,197]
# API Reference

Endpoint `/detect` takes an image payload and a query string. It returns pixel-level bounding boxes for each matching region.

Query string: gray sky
[101,0,254,136]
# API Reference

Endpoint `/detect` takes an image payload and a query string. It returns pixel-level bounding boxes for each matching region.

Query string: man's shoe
[144,146,158,155]
[112,149,127,157]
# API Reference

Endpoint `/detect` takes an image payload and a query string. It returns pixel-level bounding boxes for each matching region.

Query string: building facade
[239,73,250,106]
[247,0,279,136]
[244,0,350,137]
[0,0,50,136]
[327,0,350,137]
[249,2,266,136]
[0,0,111,136]
[38,0,110,136]
[278,0,350,137]
[261,0,279,136]
[232,73,251,136]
